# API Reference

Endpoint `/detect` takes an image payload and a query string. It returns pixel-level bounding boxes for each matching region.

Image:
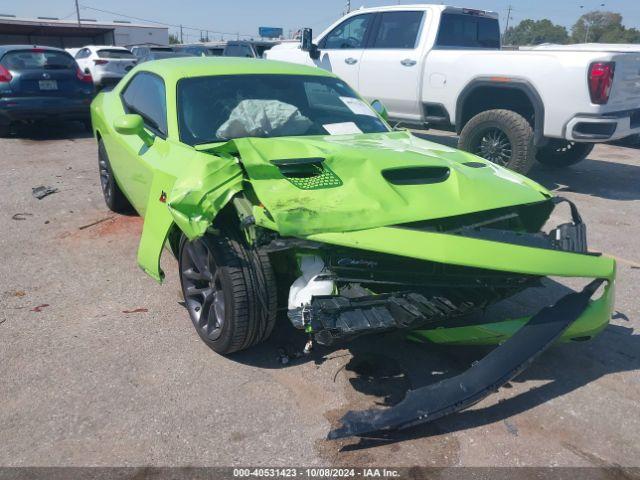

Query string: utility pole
[180,24,183,43]
[503,5,512,35]
[74,0,81,26]
[344,0,351,16]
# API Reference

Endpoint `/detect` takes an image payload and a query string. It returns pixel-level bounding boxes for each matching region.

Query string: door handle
[344,57,358,65]
[401,59,417,66]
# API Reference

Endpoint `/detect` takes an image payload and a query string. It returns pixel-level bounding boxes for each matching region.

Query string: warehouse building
[0,15,169,48]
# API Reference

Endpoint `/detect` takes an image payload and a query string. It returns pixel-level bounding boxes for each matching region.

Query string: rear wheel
[535,140,594,167]
[458,109,535,175]
[178,228,277,355]
[98,139,132,213]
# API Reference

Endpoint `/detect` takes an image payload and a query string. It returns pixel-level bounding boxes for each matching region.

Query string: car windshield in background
[178,74,389,145]
[150,47,174,52]
[436,13,500,48]
[97,49,136,59]
[1,50,75,71]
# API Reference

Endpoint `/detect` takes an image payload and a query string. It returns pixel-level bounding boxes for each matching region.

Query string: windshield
[97,49,136,59]
[1,50,76,71]
[178,74,389,145]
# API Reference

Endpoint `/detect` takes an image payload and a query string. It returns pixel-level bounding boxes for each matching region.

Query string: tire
[458,109,535,175]
[98,139,132,213]
[536,140,594,167]
[179,228,277,355]
[82,119,92,132]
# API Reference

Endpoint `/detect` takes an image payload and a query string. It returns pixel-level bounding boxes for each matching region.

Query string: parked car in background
[129,45,174,59]
[73,46,137,87]
[174,43,225,56]
[223,40,277,58]
[0,45,94,135]
[137,51,196,63]
[267,4,640,174]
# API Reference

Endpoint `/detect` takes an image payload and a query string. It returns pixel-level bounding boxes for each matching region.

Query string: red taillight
[32,48,45,53]
[588,62,615,105]
[76,67,93,83]
[93,59,108,65]
[0,64,12,82]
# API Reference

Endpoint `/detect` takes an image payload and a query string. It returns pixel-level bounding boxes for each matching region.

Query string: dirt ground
[1,124,639,468]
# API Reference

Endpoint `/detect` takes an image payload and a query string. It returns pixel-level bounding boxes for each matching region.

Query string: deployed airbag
[216,99,312,139]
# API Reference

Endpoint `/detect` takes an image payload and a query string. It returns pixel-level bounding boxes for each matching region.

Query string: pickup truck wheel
[98,139,132,213]
[458,109,535,174]
[179,230,277,355]
[536,141,594,167]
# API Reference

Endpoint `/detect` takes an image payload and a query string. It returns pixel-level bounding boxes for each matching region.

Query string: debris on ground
[30,304,50,312]
[11,290,26,297]
[122,308,148,314]
[78,216,114,230]
[32,186,59,200]
[12,213,33,221]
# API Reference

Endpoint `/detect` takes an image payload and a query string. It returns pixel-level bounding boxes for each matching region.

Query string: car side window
[371,11,424,49]
[319,14,374,49]
[121,72,168,136]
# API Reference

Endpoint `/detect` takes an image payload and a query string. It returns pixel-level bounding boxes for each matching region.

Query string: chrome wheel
[180,238,225,341]
[474,127,513,166]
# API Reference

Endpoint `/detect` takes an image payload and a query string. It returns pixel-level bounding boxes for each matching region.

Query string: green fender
[136,151,244,283]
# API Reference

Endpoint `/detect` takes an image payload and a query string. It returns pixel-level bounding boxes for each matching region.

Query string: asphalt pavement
[1,124,639,467]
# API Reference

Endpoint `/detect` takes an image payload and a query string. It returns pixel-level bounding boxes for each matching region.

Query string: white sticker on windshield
[340,96,377,117]
[323,122,363,135]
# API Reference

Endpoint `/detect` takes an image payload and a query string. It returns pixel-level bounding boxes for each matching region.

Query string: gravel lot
[1,124,639,468]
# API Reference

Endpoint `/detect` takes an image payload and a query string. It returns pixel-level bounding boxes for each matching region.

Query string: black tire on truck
[535,140,594,167]
[98,139,133,213]
[458,109,536,175]
[178,228,277,355]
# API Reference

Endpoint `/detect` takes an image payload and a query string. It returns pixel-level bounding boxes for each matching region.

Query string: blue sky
[3,0,640,41]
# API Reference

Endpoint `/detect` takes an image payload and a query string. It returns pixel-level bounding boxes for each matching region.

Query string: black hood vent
[382,166,450,185]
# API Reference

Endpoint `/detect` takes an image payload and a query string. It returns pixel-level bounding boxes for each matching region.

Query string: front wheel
[458,109,535,175]
[535,140,594,167]
[178,229,277,355]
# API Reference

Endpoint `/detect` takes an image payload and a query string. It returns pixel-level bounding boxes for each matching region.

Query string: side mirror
[301,28,320,60]
[370,99,389,122]
[114,114,154,146]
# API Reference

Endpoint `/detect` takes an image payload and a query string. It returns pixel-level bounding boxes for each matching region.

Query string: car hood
[204,130,550,236]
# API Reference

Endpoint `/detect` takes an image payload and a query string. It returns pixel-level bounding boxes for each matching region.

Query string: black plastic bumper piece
[327,279,604,440]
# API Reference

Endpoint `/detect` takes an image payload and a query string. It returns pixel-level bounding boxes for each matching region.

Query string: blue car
[0,45,95,135]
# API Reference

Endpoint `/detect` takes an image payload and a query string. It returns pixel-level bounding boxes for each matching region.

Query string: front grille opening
[382,166,450,185]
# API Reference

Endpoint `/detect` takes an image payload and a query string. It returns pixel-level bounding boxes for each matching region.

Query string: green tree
[571,10,638,43]
[169,33,179,44]
[503,19,569,46]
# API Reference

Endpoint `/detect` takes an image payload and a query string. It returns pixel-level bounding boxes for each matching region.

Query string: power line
[78,3,255,39]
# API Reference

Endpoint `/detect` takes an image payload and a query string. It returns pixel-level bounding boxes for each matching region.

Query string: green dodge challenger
[90,57,616,439]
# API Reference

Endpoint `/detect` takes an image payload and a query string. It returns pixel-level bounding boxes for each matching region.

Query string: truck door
[313,13,375,90]
[357,11,426,121]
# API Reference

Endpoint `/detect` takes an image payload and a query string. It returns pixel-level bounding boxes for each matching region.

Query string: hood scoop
[271,157,343,190]
[382,166,450,185]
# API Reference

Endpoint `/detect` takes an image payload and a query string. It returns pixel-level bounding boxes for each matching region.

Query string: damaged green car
[91,58,616,439]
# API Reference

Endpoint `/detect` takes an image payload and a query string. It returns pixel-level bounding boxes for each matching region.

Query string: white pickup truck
[267,4,640,173]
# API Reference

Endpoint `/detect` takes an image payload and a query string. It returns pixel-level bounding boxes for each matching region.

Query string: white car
[267,5,640,173]
[73,46,137,87]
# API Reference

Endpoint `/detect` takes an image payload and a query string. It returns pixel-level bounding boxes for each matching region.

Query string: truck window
[319,14,374,49]
[371,11,424,49]
[436,13,500,49]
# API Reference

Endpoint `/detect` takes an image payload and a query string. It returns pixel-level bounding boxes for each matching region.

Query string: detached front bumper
[564,108,640,142]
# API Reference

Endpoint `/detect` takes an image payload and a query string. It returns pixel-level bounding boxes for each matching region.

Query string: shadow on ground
[413,130,640,201]
[228,277,638,448]
[4,121,93,141]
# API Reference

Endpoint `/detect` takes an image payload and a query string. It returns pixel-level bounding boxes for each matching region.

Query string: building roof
[0,15,167,30]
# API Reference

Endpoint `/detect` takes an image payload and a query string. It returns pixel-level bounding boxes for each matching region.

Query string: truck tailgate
[607,52,640,111]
